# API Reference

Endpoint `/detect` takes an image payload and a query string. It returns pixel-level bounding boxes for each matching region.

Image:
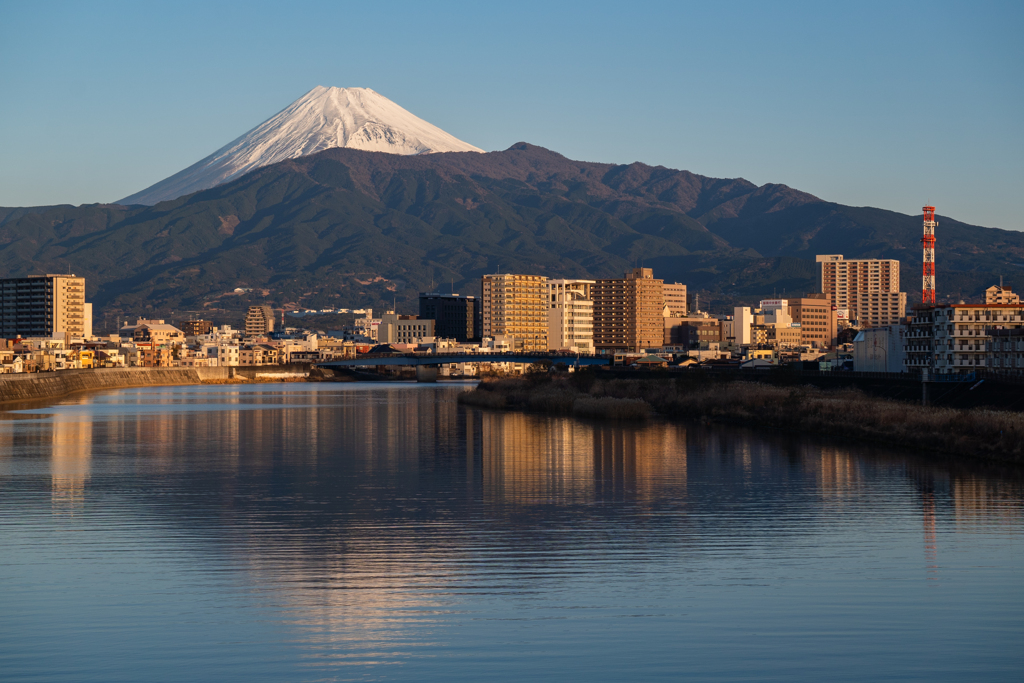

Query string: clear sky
[1,1,1021,229]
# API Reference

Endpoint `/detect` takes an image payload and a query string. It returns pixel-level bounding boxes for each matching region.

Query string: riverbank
[458,375,1024,463]
[0,365,312,406]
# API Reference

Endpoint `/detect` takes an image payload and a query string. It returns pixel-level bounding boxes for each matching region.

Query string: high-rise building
[546,279,594,352]
[593,268,664,352]
[816,254,906,328]
[662,283,688,316]
[418,292,480,341]
[0,274,88,339]
[481,274,548,351]
[244,305,275,337]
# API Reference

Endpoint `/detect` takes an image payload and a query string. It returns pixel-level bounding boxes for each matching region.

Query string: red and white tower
[922,205,937,305]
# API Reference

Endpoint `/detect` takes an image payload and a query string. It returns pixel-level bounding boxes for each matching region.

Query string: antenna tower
[922,206,937,305]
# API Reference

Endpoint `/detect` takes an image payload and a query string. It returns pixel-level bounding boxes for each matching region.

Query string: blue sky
[1,1,1021,229]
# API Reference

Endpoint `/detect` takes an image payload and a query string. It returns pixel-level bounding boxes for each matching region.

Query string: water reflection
[1,383,1022,682]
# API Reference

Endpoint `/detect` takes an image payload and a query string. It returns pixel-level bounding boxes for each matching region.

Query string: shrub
[572,396,651,420]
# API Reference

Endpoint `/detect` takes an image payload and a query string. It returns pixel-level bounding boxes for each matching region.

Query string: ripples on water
[0,383,1022,681]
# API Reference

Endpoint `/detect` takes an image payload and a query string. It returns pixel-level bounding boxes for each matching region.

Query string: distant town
[0,250,1020,378]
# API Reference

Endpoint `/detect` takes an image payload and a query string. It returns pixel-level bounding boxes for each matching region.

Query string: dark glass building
[418,293,480,342]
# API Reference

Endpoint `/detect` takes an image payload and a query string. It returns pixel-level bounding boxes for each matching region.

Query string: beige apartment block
[662,283,688,316]
[817,254,905,327]
[481,274,549,351]
[787,295,838,347]
[593,268,664,352]
[0,274,88,340]
[245,305,276,337]
[547,279,594,353]
[985,285,1020,305]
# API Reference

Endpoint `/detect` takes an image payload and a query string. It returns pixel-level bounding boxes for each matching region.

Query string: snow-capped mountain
[118,86,483,205]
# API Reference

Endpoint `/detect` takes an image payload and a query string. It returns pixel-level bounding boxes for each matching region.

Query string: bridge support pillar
[415,365,439,383]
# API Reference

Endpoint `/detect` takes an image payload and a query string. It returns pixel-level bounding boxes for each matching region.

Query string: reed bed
[457,375,1024,462]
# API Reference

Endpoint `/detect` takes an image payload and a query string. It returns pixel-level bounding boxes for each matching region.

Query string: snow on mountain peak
[118,86,483,205]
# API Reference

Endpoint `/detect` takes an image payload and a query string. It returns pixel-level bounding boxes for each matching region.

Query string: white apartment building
[378,313,434,344]
[547,279,595,353]
[905,303,1024,374]
[817,254,906,328]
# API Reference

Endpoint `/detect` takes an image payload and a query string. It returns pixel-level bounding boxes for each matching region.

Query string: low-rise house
[240,344,279,366]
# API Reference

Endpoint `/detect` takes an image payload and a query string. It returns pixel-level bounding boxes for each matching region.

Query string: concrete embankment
[0,364,311,406]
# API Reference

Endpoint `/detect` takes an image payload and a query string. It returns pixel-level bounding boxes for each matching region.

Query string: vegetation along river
[1,383,1022,682]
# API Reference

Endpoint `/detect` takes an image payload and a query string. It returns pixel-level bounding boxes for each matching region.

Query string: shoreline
[0,366,314,407]
[457,374,1024,465]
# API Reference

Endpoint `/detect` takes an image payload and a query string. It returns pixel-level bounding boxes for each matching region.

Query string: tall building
[593,268,664,352]
[0,274,88,339]
[546,279,594,353]
[419,292,480,341]
[481,274,548,351]
[662,283,688,316]
[816,254,906,328]
[244,305,275,337]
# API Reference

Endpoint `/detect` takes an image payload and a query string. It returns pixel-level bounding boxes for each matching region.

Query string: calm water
[1,383,1022,682]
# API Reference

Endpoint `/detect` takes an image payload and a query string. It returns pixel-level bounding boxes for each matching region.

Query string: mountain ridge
[2,144,1020,327]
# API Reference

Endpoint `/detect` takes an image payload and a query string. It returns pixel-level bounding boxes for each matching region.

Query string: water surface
[1,383,1022,681]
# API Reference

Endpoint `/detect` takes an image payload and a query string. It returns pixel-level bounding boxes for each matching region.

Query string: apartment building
[179,319,214,336]
[664,317,721,347]
[787,295,838,348]
[132,322,186,346]
[481,274,548,351]
[379,313,435,344]
[593,268,664,352]
[0,274,89,340]
[905,302,1024,374]
[547,279,594,353]
[817,254,906,327]
[419,292,479,342]
[244,305,275,337]
[986,285,1020,305]
[987,328,1024,375]
[662,283,688,316]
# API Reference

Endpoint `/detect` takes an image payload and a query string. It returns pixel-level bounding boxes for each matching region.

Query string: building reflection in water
[472,410,689,508]
[3,384,1024,675]
[50,414,93,515]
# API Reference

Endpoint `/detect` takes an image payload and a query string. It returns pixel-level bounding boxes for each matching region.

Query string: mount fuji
[118,86,483,205]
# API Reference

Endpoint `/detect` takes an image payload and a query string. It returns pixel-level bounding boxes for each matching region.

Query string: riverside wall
[0,364,312,406]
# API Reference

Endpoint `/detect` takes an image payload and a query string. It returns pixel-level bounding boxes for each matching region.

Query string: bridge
[316,352,611,382]
[317,352,612,369]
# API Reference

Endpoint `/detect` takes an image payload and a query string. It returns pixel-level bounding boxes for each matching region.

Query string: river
[1,383,1022,681]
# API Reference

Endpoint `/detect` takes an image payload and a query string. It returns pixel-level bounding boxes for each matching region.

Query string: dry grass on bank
[458,376,1024,462]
